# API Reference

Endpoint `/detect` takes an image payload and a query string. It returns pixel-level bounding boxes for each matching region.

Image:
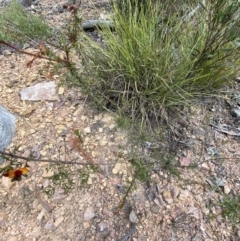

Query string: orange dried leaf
[8,170,16,178]
[18,167,29,175]
[2,167,29,179]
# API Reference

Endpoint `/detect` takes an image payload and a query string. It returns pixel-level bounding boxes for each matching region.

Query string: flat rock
[20,81,59,101]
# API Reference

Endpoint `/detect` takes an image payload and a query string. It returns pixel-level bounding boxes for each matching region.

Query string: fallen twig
[210,124,240,136]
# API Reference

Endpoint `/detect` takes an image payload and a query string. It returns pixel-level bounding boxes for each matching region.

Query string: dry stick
[0,150,117,166]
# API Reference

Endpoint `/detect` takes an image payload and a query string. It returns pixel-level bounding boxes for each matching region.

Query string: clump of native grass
[78,0,240,131]
[0,0,52,44]
[219,194,240,229]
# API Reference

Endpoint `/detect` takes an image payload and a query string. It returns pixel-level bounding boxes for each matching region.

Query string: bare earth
[0,1,240,241]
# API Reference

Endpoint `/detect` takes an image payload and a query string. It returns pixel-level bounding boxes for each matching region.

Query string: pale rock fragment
[83,221,90,229]
[42,168,54,178]
[30,227,41,238]
[128,176,133,182]
[78,192,91,204]
[45,102,54,110]
[112,163,122,174]
[83,126,91,134]
[100,140,108,146]
[37,209,45,222]
[53,188,67,200]
[224,185,231,194]
[58,86,65,95]
[5,89,13,93]
[162,190,173,204]
[97,222,108,232]
[179,156,191,167]
[87,177,93,185]
[102,208,113,217]
[2,50,12,56]
[54,216,64,227]
[178,190,191,201]
[102,114,113,124]
[84,207,96,221]
[129,210,138,223]
[188,207,201,220]
[20,81,59,101]
[44,219,56,230]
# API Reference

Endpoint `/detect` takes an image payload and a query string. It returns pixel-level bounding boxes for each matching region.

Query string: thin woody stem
[0,150,115,165]
[0,40,69,64]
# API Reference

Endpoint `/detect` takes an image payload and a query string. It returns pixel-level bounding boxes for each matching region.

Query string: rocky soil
[0,1,240,240]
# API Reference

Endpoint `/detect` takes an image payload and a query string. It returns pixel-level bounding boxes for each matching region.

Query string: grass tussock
[79,0,240,130]
[0,0,52,44]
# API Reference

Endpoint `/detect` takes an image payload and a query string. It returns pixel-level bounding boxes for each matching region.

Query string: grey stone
[150,205,160,214]
[0,105,15,163]
[52,5,64,14]
[17,0,33,7]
